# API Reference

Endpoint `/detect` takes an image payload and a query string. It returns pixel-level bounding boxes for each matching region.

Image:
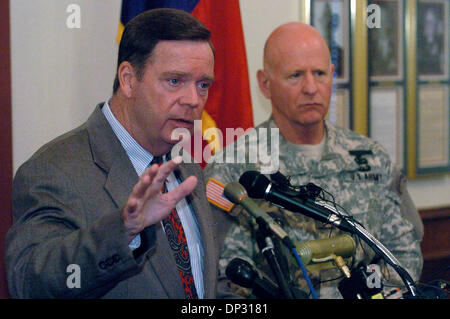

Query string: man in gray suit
[6,8,221,299]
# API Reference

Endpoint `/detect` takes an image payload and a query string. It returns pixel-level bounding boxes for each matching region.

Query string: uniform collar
[263,116,358,177]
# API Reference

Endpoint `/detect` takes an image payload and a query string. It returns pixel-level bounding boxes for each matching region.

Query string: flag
[205,178,234,212]
[116,0,254,166]
[116,1,200,43]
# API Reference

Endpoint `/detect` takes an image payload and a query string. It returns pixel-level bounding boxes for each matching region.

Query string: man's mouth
[300,102,321,108]
[169,118,195,128]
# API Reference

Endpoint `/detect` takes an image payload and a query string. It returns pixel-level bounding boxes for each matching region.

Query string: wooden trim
[0,0,12,299]
[300,0,311,25]
[351,0,369,136]
[405,0,417,179]
[419,206,450,221]
[419,206,450,261]
[418,206,450,283]
[422,251,450,262]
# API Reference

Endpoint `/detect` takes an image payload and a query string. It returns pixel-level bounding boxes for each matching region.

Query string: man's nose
[301,72,318,95]
[180,83,200,108]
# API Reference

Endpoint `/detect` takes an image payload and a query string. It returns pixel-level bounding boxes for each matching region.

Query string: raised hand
[122,156,198,242]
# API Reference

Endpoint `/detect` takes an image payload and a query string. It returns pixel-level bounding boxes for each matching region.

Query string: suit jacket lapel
[85,104,185,298]
[85,103,138,209]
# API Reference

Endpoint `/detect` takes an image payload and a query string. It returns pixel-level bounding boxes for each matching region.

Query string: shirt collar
[102,100,155,176]
[265,116,357,175]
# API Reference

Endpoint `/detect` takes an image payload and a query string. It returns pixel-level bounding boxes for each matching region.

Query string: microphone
[295,234,356,265]
[239,171,355,233]
[239,171,422,298]
[224,182,294,248]
[225,258,282,299]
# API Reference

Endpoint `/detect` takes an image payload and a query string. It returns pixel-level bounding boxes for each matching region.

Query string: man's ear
[117,61,137,98]
[257,69,271,99]
[330,63,335,79]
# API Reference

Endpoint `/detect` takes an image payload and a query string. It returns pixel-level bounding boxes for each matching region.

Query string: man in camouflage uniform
[204,22,423,298]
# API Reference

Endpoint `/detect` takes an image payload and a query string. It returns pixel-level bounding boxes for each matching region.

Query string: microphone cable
[290,246,319,299]
[288,179,368,266]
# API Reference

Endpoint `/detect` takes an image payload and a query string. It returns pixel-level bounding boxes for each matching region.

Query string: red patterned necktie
[151,157,198,299]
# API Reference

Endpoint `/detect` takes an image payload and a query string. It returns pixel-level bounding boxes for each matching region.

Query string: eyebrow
[202,75,215,83]
[289,66,330,73]
[161,71,215,82]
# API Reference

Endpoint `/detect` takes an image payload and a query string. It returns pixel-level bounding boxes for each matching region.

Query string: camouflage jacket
[204,117,423,299]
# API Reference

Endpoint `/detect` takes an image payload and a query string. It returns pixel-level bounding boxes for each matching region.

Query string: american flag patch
[206,178,235,212]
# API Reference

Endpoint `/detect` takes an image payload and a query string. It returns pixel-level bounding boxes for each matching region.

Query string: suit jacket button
[106,257,114,266]
[112,254,120,263]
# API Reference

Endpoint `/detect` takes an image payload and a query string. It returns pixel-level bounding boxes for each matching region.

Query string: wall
[11,0,121,170]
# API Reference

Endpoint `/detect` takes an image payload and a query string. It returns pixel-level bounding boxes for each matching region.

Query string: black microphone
[224,181,295,248]
[225,258,282,299]
[239,171,355,233]
[241,171,422,298]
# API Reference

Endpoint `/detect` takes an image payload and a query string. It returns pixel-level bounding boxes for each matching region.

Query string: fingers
[125,197,138,215]
[141,156,182,195]
[130,165,157,199]
[125,156,187,211]
[142,157,198,206]
[166,175,198,202]
[123,156,197,238]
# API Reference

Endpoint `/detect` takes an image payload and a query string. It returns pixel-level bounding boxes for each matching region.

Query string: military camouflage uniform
[204,117,423,299]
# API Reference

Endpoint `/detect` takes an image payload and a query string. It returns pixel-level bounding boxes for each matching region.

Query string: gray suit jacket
[6,103,221,298]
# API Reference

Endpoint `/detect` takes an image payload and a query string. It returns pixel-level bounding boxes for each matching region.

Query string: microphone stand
[299,200,421,298]
[239,171,419,298]
[255,217,294,299]
[348,219,420,298]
